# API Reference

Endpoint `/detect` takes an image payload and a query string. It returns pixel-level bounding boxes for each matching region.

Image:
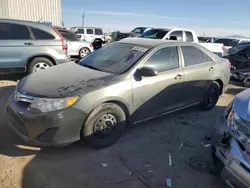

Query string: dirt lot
[0,76,246,188]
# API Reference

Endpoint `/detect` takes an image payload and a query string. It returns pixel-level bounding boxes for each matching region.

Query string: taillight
[52,27,67,51]
[222,44,225,51]
[90,43,93,48]
[228,60,231,68]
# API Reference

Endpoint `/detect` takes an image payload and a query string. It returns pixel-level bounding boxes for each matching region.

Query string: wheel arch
[26,54,57,68]
[214,78,224,95]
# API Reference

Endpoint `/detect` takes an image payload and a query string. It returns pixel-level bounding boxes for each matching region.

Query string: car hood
[18,62,118,98]
[233,89,250,122]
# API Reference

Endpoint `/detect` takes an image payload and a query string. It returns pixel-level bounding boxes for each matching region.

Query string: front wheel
[82,103,126,148]
[201,82,220,110]
[28,57,54,74]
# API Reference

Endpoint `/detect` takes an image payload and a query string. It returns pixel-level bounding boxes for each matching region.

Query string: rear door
[0,22,35,71]
[131,46,186,121]
[180,46,215,103]
[29,27,64,58]
[85,29,94,42]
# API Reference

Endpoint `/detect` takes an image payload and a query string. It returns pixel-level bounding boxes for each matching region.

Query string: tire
[79,47,91,58]
[93,40,102,49]
[201,81,220,110]
[243,77,250,87]
[28,57,54,74]
[82,103,126,148]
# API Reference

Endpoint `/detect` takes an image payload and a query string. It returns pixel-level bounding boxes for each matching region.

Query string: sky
[62,0,250,37]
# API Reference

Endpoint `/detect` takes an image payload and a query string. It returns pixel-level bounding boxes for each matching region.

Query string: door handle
[175,74,183,80]
[24,42,34,45]
[209,67,214,71]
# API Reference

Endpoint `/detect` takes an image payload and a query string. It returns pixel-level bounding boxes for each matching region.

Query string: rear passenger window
[87,29,93,34]
[169,31,183,41]
[95,29,103,35]
[144,47,179,73]
[185,31,194,42]
[0,23,31,40]
[30,27,55,40]
[181,46,213,67]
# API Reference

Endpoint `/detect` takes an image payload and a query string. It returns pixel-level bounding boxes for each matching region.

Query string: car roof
[0,18,54,32]
[118,38,190,47]
[71,26,102,29]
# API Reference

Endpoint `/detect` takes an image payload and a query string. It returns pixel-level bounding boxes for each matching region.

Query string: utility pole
[82,13,85,26]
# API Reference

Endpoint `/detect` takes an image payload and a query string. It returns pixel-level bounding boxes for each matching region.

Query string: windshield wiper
[82,64,101,71]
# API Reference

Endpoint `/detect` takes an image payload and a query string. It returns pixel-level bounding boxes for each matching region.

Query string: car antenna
[37,17,43,23]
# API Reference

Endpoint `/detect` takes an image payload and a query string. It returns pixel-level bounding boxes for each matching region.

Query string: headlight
[227,109,250,142]
[30,96,79,112]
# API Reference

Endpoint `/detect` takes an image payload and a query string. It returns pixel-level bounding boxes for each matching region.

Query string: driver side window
[144,47,179,73]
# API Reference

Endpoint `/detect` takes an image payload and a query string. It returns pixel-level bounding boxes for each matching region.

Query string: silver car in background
[0,19,69,74]
[214,89,250,188]
[58,30,94,58]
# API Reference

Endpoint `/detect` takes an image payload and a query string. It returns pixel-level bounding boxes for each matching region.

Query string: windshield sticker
[132,46,148,52]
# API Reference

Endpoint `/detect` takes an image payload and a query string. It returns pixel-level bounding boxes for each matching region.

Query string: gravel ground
[0,75,246,188]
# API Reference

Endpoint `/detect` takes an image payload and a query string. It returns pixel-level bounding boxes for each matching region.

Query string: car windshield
[140,29,169,39]
[79,43,149,74]
[214,38,240,46]
[60,32,78,41]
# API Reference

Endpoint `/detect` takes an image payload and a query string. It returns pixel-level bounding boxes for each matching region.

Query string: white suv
[70,27,105,49]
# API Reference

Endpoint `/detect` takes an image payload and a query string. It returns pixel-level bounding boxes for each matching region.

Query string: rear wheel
[79,47,91,58]
[82,103,126,148]
[28,57,54,74]
[201,82,220,110]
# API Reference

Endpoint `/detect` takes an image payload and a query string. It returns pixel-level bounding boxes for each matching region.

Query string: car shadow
[0,73,26,82]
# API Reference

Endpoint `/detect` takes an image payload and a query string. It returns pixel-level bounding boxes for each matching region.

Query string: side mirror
[169,36,177,40]
[135,67,158,78]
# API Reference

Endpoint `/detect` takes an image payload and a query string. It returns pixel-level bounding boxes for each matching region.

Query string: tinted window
[140,29,169,39]
[87,29,93,34]
[144,47,179,73]
[185,31,194,42]
[94,29,103,35]
[77,29,85,34]
[181,46,212,67]
[169,31,183,41]
[215,38,239,46]
[60,31,78,41]
[132,27,143,34]
[30,27,55,40]
[80,43,148,74]
[0,23,31,40]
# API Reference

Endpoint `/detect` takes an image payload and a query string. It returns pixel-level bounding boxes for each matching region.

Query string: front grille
[7,106,28,136]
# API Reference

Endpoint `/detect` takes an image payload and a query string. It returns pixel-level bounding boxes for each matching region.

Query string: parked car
[213,89,250,188]
[228,42,250,55]
[215,38,250,55]
[139,28,225,56]
[69,26,105,49]
[7,38,230,148]
[58,30,94,58]
[0,19,69,74]
[224,44,250,70]
[129,27,153,37]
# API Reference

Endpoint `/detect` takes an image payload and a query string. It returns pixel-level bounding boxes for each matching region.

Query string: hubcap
[93,113,117,137]
[80,49,90,58]
[33,62,50,72]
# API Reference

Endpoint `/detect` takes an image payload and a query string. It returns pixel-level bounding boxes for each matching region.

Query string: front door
[131,46,186,122]
[0,22,36,71]
[180,46,216,103]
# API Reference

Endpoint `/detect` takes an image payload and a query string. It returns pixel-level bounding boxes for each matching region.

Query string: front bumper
[6,93,87,147]
[215,114,250,188]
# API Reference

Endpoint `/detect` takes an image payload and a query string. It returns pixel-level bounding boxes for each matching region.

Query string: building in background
[0,0,62,26]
